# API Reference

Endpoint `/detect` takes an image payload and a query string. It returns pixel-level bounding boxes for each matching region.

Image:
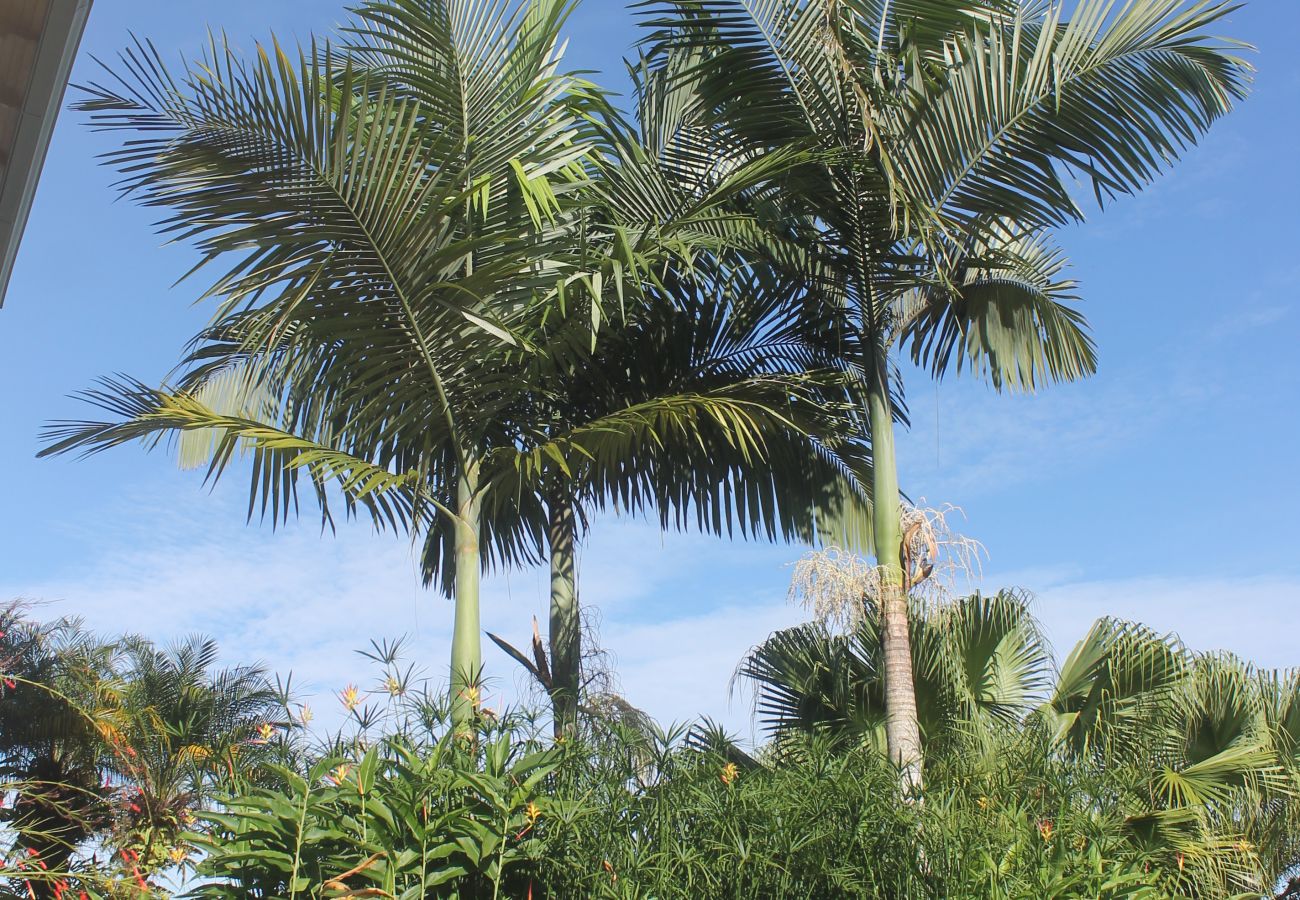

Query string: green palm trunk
[450,453,483,730]
[866,344,924,792]
[548,494,580,737]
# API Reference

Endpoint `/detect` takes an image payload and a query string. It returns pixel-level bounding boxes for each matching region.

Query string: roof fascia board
[0,0,94,307]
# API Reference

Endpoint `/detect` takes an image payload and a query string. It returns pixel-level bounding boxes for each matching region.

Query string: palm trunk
[866,344,924,793]
[450,452,483,731]
[548,494,580,738]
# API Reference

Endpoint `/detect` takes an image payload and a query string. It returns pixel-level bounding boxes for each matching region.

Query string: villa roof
[0,0,93,307]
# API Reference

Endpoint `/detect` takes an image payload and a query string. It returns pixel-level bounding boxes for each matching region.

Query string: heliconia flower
[385,676,404,696]
[340,685,361,712]
[329,764,352,786]
[297,704,314,725]
[1037,820,1054,843]
[525,801,541,825]
[720,762,739,786]
[3,679,15,690]
[169,846,189,864]
[256,722,275,741]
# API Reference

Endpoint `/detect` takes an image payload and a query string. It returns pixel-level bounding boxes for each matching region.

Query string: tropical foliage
[13,0,1279,896]
[740,592,1300,896]
[0,603,287,898]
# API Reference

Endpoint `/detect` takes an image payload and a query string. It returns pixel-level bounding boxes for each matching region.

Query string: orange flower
[1037,820,1054,843]
[340,685,361,712]
[330,764,352,786]
[720,763,739,786]
[602,860,617,883]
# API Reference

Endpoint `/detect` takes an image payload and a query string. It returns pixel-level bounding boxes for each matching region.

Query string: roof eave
[0,0,94,308]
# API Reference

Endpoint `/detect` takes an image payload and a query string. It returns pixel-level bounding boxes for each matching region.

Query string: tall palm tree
[51,0,601,729]
[483,66,880,734]
[639,0,1251,787]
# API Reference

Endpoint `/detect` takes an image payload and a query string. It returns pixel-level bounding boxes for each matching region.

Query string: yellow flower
[340,685,361,712]
[976,796,990,811]
[720,763,739,786]
[169,846,189,865]
[525,801,541,825]
[385,676,404,697]
[460,685,481,708]
[297,704,314,725]
[330,764,352,786]
[256,723,275,741]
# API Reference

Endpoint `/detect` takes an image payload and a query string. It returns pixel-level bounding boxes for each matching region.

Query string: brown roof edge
[0,0,94,308]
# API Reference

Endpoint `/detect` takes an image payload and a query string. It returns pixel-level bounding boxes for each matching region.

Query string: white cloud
[7,482,1298,747]
[1025,572,1300,671]
[2,486,808,737]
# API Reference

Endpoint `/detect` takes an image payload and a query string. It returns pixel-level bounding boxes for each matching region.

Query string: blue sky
[1,1,1297,737]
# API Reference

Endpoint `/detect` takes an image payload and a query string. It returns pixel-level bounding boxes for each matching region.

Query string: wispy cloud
[2,484,807,736]
[7,479,1297,744]
[1025,572,1300,671]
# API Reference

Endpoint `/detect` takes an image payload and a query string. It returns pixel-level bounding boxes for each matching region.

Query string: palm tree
[0,605,113,899]
[483,68,880,735]
[41,0,616,730]
[106,636,287,879]
[639,0,1251,787]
